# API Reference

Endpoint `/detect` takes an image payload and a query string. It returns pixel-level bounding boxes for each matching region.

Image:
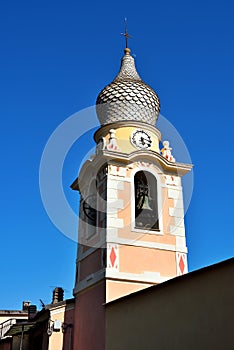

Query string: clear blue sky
[0,0,233,309]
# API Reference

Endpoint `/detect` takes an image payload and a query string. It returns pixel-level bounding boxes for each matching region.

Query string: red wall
[62,306,75,350]
[73,281,105,350]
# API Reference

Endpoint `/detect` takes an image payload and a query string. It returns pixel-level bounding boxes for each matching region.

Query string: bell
[141,196,153,211]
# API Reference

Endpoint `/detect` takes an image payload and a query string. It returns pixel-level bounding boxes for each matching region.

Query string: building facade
[71,45,192,350]
[0,289,74,350]
[106,257,234,350]
[0,43,233,350]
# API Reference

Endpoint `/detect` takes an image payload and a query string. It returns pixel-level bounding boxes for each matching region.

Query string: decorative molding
[106,270,173,284]
[106,238,187,253]
[108,174,131,183]
[71,148,192,192]
[50,307,66,316]
[161,184,182,190]
[109,165,126,177]
[107,217,124,228]
[170,225,186,237]
[168,188,183,200]
[169,207,184,218]
[107,244,119,270]
[107,179,124,190]
[174,217,185,228]
[94,121,161,143]
[176,236,187,250]
[164,175,181,186]
[73,269,105,295]
[176,252,188,276]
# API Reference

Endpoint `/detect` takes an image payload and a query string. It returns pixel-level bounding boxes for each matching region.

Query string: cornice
[70,149,193,192]
[94,121,161,142]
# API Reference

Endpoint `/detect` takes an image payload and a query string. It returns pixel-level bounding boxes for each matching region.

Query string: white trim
[64,305,75,312]
[168,188,182,200]
[176,236,187,249]
[174,217,185,228]
[107,188,118,199]
[106,227,118,240]
[50,307,65,316]
[161,184,182,190]
[107,199,124,210]
[106,238,187,253]
[108,174,131,182]
[169,207,184,218]
[49,304,74,315]
[107,179,124,190]
[174,199,184,209]
[106,270,174,284]
[132,227,163,235]
[164,174,182,187]
[94,121,161,144]
[77,234,187,263]
[109,164,126,177]
[170,225,186,237]
[73,269,105,294]
[107,217,124,228]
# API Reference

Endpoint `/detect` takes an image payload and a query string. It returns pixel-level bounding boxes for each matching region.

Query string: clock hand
[147,139,152,145]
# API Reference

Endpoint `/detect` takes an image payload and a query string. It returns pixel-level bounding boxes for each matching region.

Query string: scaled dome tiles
[96,49,160,126]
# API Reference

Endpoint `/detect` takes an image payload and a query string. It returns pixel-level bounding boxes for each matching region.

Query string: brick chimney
[28,305,37,319]
[22,301,31,311]
[52,287,64,304]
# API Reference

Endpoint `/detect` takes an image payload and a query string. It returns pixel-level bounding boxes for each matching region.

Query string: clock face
[131,130,152,149]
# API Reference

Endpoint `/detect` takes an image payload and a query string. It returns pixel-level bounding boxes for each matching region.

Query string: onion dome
[96,48,160,126]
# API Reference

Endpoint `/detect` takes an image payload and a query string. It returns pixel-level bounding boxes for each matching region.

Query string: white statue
[107,129,120,151]
[161,141,175,162]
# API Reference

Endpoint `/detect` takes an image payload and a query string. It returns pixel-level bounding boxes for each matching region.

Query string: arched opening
[83,180,97,238]
[134,170,159,230]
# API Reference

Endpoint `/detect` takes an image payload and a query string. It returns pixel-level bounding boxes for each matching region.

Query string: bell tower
[71,46,192,350]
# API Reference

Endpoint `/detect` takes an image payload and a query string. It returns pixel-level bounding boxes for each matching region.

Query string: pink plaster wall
[79,249,102,281]
[73,281,105,350]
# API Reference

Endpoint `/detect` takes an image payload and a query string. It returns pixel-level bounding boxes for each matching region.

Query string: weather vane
[121,18,132,48]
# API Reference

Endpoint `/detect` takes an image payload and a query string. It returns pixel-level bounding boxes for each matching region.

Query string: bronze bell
[141,196,153,211]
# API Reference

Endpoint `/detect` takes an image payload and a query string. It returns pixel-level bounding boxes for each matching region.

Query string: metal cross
[121,18,132,48]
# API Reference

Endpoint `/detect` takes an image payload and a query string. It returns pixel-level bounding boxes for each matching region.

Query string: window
[83,180,97,238]
[134,171,159,230]
[82,165,107,239]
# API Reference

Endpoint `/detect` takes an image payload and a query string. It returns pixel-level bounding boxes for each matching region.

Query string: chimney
[28,305,37,319]
[52,287,64,304]
[22,301,31,311]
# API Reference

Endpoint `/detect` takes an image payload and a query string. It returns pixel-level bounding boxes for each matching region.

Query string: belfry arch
[134,170,159,230]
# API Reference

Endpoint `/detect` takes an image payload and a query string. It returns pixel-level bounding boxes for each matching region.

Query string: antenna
[39,299,45,308]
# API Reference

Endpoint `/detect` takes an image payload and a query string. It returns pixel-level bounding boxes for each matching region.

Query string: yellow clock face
[130,129,152,149]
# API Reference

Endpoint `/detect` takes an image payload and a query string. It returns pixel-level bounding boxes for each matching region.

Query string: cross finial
[121,18,132,49]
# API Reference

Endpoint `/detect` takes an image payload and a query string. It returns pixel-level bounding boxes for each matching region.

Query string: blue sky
[0,0,233,309]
